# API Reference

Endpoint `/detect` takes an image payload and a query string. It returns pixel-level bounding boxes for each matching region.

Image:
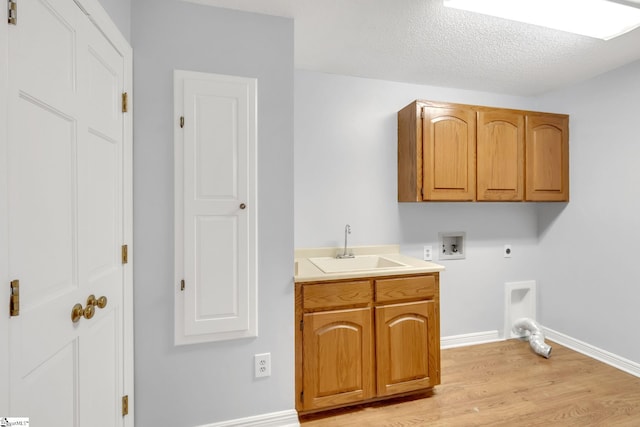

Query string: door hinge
[300,391,304,402]
[8,0,17,25]
[299,319,303,331]
[122,395,129,416]
[10,279,19,317]
[122,92,128,113]
[179,116,184,128]
[420,108,424,119]
[180,279,185,291]
[121,244,128,264]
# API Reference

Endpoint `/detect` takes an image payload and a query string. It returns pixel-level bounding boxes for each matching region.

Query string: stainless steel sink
[308,255,408,273]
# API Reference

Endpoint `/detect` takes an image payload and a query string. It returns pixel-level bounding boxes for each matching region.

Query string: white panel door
[174,70,257,345]
[7,0,127,424]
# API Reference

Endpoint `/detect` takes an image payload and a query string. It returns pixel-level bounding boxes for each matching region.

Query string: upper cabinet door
[525,114,569,202]
[477,110,525,201]
[422,106,476,201]
[174,70,258,345]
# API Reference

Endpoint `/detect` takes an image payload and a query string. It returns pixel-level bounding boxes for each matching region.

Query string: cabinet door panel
[376,301,439,396]
[422,106,476,200]
[526,114,569,201]
[302,308,374,410]
[477,111,524,201]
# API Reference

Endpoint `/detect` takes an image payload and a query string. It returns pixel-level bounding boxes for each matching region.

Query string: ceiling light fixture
[443,0,640,40]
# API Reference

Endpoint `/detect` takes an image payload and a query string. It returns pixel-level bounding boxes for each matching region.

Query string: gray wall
[294,64,640,363]
[97,0,131,41]
[132,1,294,425]
[534,59,640,362]
[99,0,640,421]
[294,71,544,337]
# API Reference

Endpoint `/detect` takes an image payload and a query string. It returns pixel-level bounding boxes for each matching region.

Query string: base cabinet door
[301,307,375,411]
[375,300,439,396]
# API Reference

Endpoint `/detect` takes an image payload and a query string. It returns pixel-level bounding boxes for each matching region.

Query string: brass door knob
[87,294,107,309]
[84,304,95,320]
[97,296,107,308]
[71,303,94,322]
[71,294,108,323]
[71,304,84,323]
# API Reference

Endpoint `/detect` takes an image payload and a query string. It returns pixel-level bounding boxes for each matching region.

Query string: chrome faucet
[336,224,355,259]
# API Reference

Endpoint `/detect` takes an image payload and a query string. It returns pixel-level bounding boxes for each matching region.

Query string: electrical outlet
[504,244,512,258]
[423,245,433,261]
[254,353,271,378]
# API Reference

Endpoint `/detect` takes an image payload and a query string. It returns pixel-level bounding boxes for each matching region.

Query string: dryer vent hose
[513,318,552,359]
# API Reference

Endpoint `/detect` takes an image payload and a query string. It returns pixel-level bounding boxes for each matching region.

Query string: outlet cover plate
[504,244,512,258]
[423,245,433,261]
[254,353,271,378]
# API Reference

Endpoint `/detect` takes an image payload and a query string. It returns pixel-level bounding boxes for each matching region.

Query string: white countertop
[294,245,445,283]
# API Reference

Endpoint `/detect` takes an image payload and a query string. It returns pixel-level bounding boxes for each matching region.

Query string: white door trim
[0,0,134,423]
[0,0,10,414]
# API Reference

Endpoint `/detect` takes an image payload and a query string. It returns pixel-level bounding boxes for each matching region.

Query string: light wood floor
[299,339,640,426]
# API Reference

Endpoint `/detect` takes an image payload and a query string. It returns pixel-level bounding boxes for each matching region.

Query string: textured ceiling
[184,0,640,95]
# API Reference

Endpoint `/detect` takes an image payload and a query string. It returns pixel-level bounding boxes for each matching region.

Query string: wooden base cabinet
[295,274,440,414]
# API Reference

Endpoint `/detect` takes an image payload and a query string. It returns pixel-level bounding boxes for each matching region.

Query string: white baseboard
[195,409,299,427]
[441,330,502,349]
[543,327,640,378]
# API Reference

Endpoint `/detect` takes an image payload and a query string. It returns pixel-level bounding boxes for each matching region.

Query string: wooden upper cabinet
[397,101,423,201]
[397,101,476,201]
[422,105,476,201]
[526,113,569,201]
[477,110,525,201]
[398,100,569,203]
